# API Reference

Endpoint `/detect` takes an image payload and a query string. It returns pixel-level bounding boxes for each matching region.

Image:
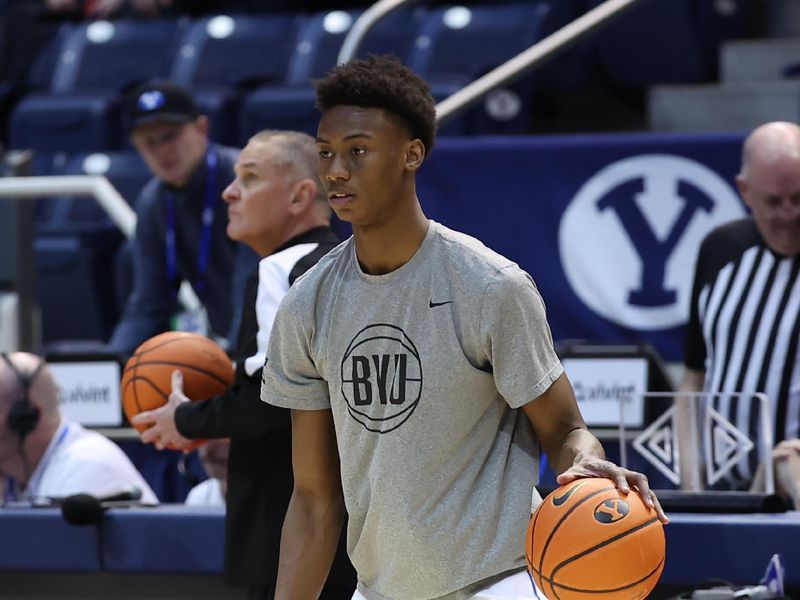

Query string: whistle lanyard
[4,421,70,504]
[165,147,218,294]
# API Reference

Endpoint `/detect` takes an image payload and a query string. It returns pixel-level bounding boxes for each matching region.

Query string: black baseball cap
[126,80,200,132]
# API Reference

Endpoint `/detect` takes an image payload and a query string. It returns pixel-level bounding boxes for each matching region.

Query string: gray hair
[248,130,327,205]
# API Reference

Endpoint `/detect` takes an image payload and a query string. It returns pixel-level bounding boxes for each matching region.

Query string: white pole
[435,0,648,124]
[337,0,418,65]
[0,175,201,312]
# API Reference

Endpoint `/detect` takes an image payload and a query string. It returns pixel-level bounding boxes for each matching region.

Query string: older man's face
[739,153,800,257]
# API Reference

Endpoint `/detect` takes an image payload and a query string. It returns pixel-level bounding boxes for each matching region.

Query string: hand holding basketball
[132,370,194,451]
[527,477,666,600]
[557,455,668,524]
[121,331,235,451]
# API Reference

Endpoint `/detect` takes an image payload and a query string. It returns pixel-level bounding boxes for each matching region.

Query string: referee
[682,121,800,505]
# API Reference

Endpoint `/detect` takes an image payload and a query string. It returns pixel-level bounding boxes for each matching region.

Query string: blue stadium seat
[35,232,122,344]
[693,0,760,75]
[238,8,427,142]
[11,92,123,152]
[36,151,149,231]
[10,19,185,153]
[34,151,150,346]
[168,13,301,145]
[580,0,709,85]
[407,3,557,135]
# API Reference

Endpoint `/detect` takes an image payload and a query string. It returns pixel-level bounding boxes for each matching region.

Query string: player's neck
[353,206,428,275]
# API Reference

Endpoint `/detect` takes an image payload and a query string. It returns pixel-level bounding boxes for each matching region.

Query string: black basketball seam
[549,517,662,596]
[528,555,664,593]
[537,484,616,600]
[126,375,170,400]
[132,350,142,414]
[122,359,231,387]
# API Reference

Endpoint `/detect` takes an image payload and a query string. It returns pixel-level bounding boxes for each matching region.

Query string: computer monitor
[45,352,126,428]
[557,342,674,431]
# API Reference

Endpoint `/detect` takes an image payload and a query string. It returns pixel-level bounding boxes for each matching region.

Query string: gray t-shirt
[262,221,563,600]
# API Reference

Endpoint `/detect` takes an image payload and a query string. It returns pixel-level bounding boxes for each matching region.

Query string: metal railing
[0,176,201,312]
[337,0,651,126]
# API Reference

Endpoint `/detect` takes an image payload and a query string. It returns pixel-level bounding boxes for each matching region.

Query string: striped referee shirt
[685,218,800,480]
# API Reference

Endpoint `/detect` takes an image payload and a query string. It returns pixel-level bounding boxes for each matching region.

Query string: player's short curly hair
[315,55,437,155]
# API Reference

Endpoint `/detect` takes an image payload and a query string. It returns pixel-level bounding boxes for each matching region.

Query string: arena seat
[34,232,122,344]
[580,0,709,85]
[238,7,427,141]
[36,151,149,231]
[168,13,301,145]
[9,19,185,153]
[407,2,557,135]
[34,151,150,346]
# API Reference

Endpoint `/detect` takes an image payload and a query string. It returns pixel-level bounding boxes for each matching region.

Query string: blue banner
[416,131,750,362]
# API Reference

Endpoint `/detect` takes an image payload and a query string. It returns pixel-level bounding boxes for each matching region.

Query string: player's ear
[404,139,425,172]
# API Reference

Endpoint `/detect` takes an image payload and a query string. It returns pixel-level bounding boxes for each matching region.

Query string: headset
[1,353,44,439]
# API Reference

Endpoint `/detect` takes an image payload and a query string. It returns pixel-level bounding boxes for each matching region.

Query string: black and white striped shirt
[685,219,800,473]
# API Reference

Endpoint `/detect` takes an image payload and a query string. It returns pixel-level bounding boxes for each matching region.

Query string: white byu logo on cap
[138,90,166,111]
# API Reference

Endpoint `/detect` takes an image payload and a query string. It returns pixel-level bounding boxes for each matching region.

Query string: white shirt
[24,419,158,505]
[184,478,225,507]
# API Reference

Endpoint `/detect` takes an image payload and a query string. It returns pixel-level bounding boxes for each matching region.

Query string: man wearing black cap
[108,80,257,356]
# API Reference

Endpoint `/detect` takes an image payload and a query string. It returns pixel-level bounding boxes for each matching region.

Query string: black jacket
[175,226,354,591]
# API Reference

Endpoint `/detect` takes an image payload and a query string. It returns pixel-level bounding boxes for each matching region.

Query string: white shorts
[351,569,547,600]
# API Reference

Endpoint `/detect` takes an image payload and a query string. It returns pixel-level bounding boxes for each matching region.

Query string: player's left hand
[557,455,669,524]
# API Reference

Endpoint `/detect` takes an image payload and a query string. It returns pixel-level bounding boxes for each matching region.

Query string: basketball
[526,478,665,600]
[121,332,235,448]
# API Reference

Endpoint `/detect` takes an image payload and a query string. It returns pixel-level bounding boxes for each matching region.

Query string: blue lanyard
[165,147,218,294]
[4,422,70,504]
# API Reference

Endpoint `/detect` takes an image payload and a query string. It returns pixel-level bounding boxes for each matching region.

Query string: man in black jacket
[109,80,257,355]
[131,130,354,599]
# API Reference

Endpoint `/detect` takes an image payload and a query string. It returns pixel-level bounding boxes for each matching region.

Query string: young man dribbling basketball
[260,56,668,600]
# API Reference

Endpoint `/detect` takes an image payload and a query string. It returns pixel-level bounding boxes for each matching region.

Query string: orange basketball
[526,478,665,600]
[121,332,235,450]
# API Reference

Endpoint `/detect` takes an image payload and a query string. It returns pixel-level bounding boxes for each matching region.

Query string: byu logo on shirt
[340,324,423,433]
[559,154,744,329]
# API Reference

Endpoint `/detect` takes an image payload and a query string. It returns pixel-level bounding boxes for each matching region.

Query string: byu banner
[417,131,748,362]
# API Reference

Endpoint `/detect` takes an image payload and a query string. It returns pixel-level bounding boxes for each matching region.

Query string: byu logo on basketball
[340,324,423,433]
[593,499,630,524]
[559,155,744,329]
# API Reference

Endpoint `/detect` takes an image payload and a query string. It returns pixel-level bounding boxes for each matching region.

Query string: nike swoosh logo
[429,300,453,308]
[552,480,589,506]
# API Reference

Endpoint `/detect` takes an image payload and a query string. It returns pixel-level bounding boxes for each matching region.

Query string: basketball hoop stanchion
[619,391,775,495]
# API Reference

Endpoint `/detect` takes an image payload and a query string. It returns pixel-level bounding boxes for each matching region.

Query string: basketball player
[682,121,800,506]
[0,352,157,504]
[131,130,355,599]
[260,56,668,600]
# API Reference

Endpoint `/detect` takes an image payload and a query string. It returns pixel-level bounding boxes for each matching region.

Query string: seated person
[0,352,158,504]
[108,80,256,356]
[185,438,229,507]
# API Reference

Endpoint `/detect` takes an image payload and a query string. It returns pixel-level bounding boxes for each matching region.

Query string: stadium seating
[579,0,709,86]
[10,19,185,155]
[408,2,557,135]
[34,151,150,346]
[168,13,302,145]
[35,151,149,231]
[238,7,425,141]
